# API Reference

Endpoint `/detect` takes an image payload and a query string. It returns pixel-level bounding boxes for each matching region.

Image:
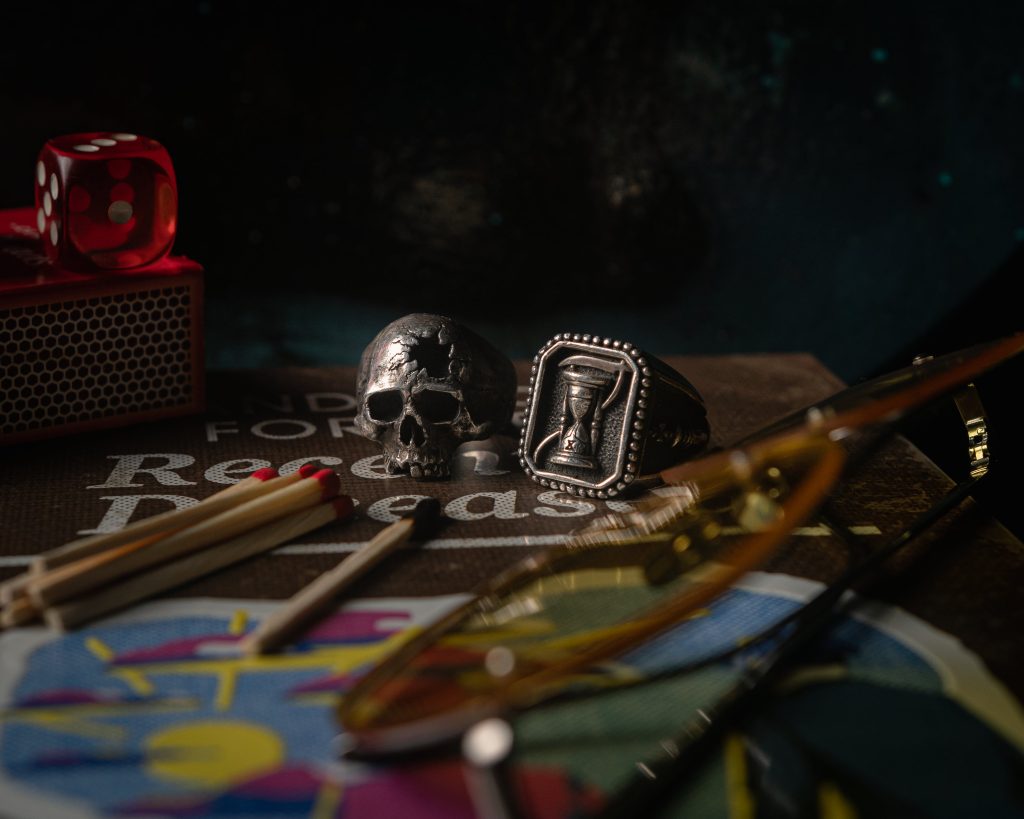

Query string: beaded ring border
[518,333,710,499]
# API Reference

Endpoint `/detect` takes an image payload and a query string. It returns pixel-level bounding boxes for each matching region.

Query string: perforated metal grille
[0,286,195,438]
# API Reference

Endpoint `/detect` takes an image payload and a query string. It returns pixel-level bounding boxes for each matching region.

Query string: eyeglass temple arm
[814,380,991,491]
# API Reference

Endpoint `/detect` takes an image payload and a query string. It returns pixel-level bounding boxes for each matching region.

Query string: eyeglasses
[335,335,1024,815]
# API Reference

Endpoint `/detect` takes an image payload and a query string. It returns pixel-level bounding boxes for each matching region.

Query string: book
[2,355,1021,702]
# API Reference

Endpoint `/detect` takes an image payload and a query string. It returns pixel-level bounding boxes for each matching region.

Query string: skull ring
[355,314,517,479]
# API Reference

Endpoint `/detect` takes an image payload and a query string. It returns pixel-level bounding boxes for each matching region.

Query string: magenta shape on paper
[17,689,111,707]
[287,662,373,697]
[112,611,411,665]
[112,636,241,665]
[298,610,412,645]
[115,765,336,817]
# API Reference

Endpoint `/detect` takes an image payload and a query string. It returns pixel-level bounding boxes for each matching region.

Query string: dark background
[2,1,1023,527]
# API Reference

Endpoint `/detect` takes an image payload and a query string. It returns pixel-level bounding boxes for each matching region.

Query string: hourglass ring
[519,334,710,499]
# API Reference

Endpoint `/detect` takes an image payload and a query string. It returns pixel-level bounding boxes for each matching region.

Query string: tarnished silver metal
[954,385,990,479]
[914,355,990,479]
[519,333,710,498]
[356,314,517,480]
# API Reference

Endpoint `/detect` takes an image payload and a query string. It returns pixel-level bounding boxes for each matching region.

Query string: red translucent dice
[35,132,177,272]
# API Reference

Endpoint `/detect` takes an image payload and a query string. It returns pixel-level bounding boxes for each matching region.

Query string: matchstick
[31,466,313,573]
[0,467,309,627]
[0,594,38,629]
[242,498,443,656]
[0,574,32,606]
[46,497,356,631]
[29,469,342,608]
[3,529,172,628]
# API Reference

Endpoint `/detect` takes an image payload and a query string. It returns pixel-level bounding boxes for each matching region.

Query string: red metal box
[1,207,204,444]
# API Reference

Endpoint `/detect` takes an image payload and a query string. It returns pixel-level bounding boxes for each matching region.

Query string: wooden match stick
[0,468,310,628]
[242,497,443,656]
[2,466,319,629]
[31,466,310,573]
[2,530,170,629]
[29,469,342,608]
[46,497,356,631]
[0,574,32,606]
[0,469,287,619]
[0,594,38,629]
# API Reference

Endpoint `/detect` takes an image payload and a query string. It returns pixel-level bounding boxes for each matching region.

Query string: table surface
[1,355,1022,818]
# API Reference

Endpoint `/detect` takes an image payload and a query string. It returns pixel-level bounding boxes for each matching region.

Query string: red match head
[311,468,342,500]
[332,495,356,521]
[250,467,279,482]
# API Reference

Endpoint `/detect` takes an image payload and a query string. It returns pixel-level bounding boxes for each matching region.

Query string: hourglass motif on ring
[519,334,710,499]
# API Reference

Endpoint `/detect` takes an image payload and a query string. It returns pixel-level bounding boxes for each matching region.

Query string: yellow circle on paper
[144,720,284,789]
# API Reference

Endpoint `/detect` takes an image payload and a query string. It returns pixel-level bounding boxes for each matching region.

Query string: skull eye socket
[366,389,405,423]
[413,390,461,423]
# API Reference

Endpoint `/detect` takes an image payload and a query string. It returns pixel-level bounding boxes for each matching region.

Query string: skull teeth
[408,460,450,480]
[382,449,452,480]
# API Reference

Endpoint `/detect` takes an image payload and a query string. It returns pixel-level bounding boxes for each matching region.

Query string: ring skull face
[355,314,516,479]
